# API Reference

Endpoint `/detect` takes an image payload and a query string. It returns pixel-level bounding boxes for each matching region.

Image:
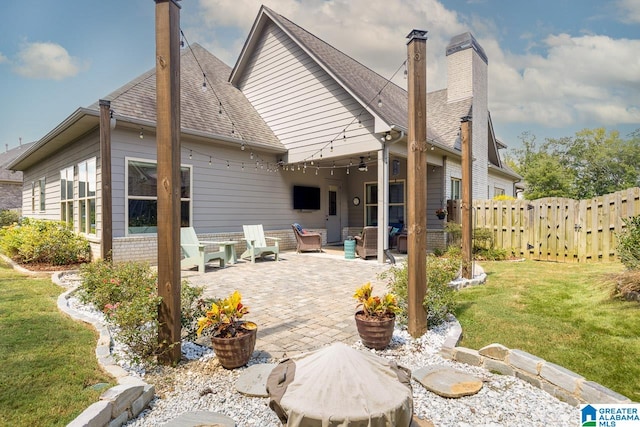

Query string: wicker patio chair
[354,226,378,259]
[291,223,322,253]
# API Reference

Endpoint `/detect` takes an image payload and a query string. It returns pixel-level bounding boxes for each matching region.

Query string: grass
[0,259,113,426]
[455,260,640,402]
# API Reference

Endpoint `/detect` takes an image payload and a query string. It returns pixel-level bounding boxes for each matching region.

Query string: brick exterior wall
[0,182,23,211]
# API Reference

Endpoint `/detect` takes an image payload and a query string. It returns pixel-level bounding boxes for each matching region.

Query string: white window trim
[125,156,193,236]
[364,180,406,227]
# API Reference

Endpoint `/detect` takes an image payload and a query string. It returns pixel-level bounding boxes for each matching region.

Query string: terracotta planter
[211,322,257,369]
[354,311,395,350]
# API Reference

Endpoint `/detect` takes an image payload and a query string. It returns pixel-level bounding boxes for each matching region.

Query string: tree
[508,128,640,200]
[508,132,574,199]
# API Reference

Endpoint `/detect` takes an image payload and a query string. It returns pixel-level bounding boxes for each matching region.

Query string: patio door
[326,181,341,243]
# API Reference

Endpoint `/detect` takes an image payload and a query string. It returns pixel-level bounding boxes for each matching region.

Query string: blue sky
[1,0,638,154]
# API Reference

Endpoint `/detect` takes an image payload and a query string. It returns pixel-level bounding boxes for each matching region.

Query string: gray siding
[237,21,381,163]
[21,132,100,225]
[111,128,340,238]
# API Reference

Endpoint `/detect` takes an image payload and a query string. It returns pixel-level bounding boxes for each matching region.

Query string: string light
[139,128,144,139]
[201,73,207,93]
[241,142,245,151]
[189,150,193,159]
[250,151,254,160]
[226,160,230,169]
[208,156,212,165]
[377,97,382,107]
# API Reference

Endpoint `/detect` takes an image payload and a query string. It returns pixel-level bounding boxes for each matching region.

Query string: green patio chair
[240,224,280,263]
[180,227,225,273]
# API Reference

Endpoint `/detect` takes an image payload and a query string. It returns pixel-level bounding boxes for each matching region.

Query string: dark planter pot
[436,213,446,220]
[211,322,257,369]
[354,311,395,350]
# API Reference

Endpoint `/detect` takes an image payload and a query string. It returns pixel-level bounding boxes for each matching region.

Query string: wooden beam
[406,29,428,337]
[99,99,112,262]
[155,0,181,365]
[461,116,473,278]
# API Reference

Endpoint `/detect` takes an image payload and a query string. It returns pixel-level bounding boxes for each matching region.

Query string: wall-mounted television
[293,185,321,210]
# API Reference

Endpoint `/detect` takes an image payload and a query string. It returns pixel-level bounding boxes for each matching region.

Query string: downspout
[377,129,405,263]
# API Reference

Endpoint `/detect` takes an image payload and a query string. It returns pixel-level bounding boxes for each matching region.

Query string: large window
[126,159,192,234]
[451,178,461,200]
[364,181,405,226]
[78,159,96,234]
[60,166,74,226]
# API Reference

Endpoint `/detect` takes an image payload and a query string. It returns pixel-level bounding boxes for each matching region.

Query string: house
[0,142,34,212]
[8,6,519,263]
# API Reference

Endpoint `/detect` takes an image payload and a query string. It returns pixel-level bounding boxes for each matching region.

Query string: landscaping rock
[67,401,112,427]
[414,365,483,398]
[236,363,277,397]
[580,380,632,404]
[483,358,514,376]
[478,343,510,361]
[509,349,544,375]
[539,361,584,394]
[161,411,236,427]
[454,347,482,366]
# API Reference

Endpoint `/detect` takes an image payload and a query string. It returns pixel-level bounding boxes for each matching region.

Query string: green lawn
[455,260,640,401]
[0,260,113,426]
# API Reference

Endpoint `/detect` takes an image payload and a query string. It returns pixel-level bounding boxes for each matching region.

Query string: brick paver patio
[183,248,405,359]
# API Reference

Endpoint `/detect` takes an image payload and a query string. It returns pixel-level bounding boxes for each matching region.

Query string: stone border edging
[52,271,155,427]
[438,318,633,406]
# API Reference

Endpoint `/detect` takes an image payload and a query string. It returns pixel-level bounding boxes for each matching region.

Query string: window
[39,177,46,211]
[494,187,505,197]
[78,159,96,234]
[126,159,192,234]
[364,181,405,226]
[451,178,461,200]
[31,182,35,212]
[60,166,74,226]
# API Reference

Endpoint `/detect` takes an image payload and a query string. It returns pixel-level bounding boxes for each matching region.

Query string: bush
[381,253,459,327]
[473,228,494,252]
[0,210,20,228]
[617,216,640,270]
[0,218,90,265]
[78,260,210,366]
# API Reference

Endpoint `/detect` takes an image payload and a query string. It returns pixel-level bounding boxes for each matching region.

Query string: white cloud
[13,42,86,80]
[616,0,640,23]
[0,52,7,64]
[490,33,640,127]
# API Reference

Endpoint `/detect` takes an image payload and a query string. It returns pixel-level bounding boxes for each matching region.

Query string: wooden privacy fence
[448,188,640,263]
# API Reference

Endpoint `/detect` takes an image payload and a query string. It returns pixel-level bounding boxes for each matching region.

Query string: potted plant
[353,282,400,350]
[435,208,447,220]
[197,290,257,369]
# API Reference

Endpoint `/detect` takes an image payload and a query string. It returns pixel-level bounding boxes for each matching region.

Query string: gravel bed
[62,273,579,427]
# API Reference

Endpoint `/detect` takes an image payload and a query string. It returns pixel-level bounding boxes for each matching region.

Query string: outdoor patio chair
[240,224,280,263]
[180,227,225,273]
[355,226,378,259]
[291,223,322,253]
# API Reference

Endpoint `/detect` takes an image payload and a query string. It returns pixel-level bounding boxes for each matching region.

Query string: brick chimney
[446,32,490,199]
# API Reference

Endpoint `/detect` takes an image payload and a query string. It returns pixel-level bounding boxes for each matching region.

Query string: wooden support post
[461,116,473,279]
[99,99,112,262]
[155,0,181,365]
[406,29,428,337]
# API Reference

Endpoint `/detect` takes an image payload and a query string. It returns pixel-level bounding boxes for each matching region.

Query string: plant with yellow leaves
[196,290,256,338]
[353,282,400,320]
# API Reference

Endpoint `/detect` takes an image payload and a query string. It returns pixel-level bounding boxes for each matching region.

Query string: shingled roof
[91,43,283,151]
[239,6,472,150]
[0,143,33,181]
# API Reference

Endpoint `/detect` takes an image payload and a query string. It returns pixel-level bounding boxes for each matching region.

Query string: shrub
[78,260,209,366]
[610,271,640,302]
[0,218,90,265]
[617,215,640,270]
[0,210,20,228]
[381,253,459,327]
[473,228,494,252]
[444,222,461,248]
[493,194,516,201]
